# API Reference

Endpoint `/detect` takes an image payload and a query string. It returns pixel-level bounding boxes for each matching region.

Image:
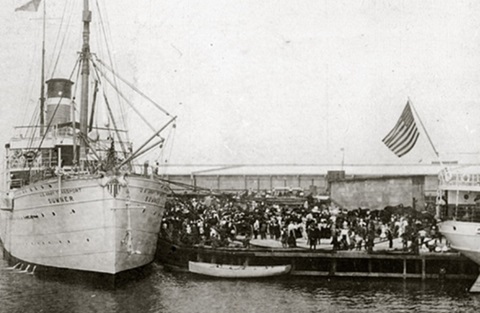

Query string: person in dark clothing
[331,225,339,251]
[307,223,316,250]
[386,227,394,249]
[366,223,376,253]
[288,228,297,248]
[281,228,288,248]
[260,221,267,239]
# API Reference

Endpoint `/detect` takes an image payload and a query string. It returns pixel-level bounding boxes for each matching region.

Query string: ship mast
[79,0,91,168]
[39,0,46,136]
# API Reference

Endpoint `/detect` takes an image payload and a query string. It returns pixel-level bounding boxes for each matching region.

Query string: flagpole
[408,98,442,164]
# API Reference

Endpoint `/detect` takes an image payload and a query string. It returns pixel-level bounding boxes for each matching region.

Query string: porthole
[52,212,56,216]
[86,238,90,242]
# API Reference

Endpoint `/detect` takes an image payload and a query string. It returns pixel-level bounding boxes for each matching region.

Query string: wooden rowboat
[188,261,291,278]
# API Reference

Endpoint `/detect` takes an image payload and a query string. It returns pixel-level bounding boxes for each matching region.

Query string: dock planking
[156,238,479,281]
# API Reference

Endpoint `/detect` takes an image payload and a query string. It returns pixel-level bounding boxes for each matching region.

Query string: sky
[1,0,480,167]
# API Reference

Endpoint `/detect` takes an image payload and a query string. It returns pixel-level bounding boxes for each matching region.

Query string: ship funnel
[45,78,74,126]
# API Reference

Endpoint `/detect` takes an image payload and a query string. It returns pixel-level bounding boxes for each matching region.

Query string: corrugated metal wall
[163,173,434,210]
[330,176,426,210]
[164,174,327,193]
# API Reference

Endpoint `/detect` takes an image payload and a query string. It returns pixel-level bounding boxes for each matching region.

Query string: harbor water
[1,251,480,313]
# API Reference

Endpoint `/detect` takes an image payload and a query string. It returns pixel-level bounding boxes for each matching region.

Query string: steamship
[0,1,176,274]
[438,167,480,265]
[437,167,480,291]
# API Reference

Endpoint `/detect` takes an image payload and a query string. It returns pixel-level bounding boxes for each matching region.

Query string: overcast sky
[1,0,480,166]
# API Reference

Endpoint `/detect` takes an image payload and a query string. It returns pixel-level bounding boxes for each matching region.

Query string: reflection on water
[1,254,480,313]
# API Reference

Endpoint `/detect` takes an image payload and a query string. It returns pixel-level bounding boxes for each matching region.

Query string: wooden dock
[156,238,479,281]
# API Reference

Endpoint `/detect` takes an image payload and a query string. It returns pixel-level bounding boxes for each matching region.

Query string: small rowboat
[188,261,291,278]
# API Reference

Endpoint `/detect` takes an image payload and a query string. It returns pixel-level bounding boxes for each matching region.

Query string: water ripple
[0,259,479,313]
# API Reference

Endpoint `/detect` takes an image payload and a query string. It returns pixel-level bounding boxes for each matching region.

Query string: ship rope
[14,0,75,150]
[165,124,177,164]
[71,55,82,110]
[89,59,128,156]
[91,57,178,167]
[94,57,171,117]
[25,106,40,148]
[48,0,75,78]
[90,59,158,133]
[34,57,81,153]
[94,0,130,143]
[153,123,176,170]
[19,23,41,128]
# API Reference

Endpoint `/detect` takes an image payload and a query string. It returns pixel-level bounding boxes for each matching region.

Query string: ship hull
[0,174,167,274]
[439,220,480,265]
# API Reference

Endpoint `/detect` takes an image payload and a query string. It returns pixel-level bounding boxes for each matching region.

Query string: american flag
[382,102,419,157]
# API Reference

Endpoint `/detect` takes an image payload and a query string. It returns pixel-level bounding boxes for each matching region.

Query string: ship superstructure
[0,0,175,275]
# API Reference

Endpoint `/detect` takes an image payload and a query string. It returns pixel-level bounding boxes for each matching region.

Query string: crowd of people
[159,192,444,254]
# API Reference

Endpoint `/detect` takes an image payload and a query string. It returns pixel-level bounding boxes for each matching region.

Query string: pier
[156,238,479,281]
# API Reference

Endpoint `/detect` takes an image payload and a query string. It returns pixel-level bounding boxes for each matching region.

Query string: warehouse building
[156,162,464,210]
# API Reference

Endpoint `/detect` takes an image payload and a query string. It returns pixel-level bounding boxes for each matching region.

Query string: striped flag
[382,102,420,157]
[15,0,42,12]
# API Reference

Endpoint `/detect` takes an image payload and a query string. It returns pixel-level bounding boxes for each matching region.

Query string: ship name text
[39,188,82,198]
[47,195,75,204]
[140,188,163,204]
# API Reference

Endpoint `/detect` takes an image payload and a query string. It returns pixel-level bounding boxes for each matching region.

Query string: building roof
[156,163,480,177]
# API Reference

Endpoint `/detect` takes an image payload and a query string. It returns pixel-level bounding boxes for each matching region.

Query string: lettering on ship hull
[140,188,165,205]
[47,196,75,204]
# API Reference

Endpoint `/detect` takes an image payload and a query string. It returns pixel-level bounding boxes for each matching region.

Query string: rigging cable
[20,23,41,127]
[25,105,40,149]
[48,0,74,78]
[153,124,176,169]
[166,123,177,164]
[90,58,128,156]
[95,0,130,142]
[94,56,176,155]
[154,127,170,164]
[95,58,171,116]
[91,60,158,133]
[35,57,81,153]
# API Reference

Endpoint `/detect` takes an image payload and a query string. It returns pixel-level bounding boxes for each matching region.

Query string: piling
[156,238,479,281]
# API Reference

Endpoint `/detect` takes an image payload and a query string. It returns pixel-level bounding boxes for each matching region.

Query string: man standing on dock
[366,223,376,253]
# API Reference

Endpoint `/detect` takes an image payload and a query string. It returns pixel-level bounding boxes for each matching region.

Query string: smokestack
[45,78,74,126]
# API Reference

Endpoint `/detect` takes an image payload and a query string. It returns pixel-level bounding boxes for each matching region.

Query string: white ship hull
[0,174,167,274]
[439,220,480,265]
